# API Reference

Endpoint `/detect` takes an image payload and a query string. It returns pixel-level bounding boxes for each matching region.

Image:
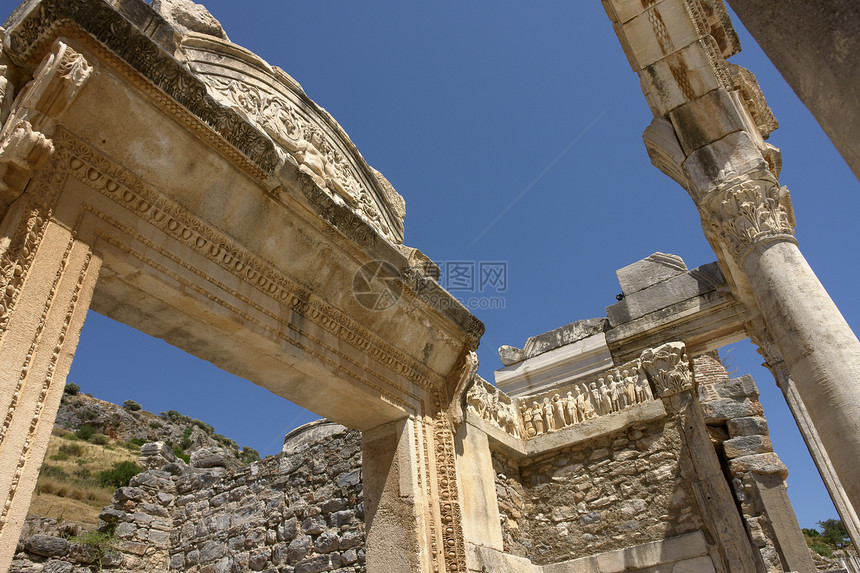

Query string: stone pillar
[701,170,860,524]
[604,0,860,540]
[0,39,97,572]
[0,192,101,570]
[454,420,504,555]
[362,417,429,573]
[765,357,860,546]
[641,342,759,573]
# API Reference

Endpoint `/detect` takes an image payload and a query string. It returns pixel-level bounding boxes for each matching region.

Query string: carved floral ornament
[698,174,796,261]
[640,342,693,398]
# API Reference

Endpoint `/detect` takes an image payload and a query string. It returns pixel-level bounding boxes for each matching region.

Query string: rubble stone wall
[11,427,365,573]
[493,412,704,566]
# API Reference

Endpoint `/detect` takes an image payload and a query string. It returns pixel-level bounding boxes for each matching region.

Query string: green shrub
[97,461,141,488]
[123,400,142,411]
[59,443,83,457]
[128,437,147,446]
[50,451,69,461]
[89,433,110,445]
[74,425,97,441]
[82,410,98,421]
[172,446,190,463]
[808,541,833,558]
[180,426,193,450]
[64,382,80,395]
[40,464,70,480]
[70,527,119,572]
[239,446,260,464]
[148,421,162,429]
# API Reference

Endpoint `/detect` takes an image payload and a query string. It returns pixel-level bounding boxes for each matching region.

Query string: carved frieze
[640,342,693,398]
[699,174,795,261]
[465,378,521,438]
[517,361,654,439]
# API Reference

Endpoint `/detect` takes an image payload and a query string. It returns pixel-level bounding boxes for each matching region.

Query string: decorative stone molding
[640,342,693,397]
[0,40,90,204]
[698,173,796,261]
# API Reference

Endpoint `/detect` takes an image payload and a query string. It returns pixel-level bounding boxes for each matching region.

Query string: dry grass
[28,429,140,525]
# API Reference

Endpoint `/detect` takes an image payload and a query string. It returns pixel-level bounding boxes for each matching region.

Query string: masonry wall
[10,427,365,573]
[493,411,704,566]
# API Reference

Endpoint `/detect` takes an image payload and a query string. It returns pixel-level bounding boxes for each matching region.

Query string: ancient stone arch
[1,0,859,572]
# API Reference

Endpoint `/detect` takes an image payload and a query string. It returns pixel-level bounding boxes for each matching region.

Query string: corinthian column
[701,172,860,519]
[603,0,860,537]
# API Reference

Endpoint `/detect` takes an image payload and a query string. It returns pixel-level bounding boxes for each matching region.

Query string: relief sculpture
[465,379,520,438]
[517,360,655,439]
[204,77,398,243]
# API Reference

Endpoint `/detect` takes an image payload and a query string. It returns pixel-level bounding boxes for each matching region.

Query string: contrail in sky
[468,110,608,248]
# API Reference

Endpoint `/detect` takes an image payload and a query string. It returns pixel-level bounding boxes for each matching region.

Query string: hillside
[28,385,261,527]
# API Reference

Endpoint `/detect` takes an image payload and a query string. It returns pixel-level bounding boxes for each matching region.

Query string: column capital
[640,341,693,398]
[699,172,796,262]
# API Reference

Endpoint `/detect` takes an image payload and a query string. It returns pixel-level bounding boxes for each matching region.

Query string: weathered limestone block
[723,435,772,458]
[24,534,69,557]
[726,415,768,438]
[728,453,788,479]
[151,0,228,39]
[615,252,687,296]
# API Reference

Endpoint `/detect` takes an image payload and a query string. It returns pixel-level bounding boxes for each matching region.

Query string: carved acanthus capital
[0,40,90,205]
[699,173,795,261]
[640,342,693,398]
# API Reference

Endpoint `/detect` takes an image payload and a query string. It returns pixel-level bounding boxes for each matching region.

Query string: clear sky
[7,0,856,530]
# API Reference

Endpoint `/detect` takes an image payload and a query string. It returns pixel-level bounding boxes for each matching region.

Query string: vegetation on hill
[29,384,261,527]
[803,519,852,558]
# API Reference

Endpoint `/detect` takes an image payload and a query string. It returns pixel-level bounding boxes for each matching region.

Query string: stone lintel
[467,531,713,572]
[494,333,613,398]
[669,88,746,156]
[608,261,723,325]
[605,261,748,363]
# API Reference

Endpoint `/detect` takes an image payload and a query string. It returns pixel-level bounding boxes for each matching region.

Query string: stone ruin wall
[10,426,365,573]
[490,353,804,572]
[493,400,703,565]
[10,355,814,573]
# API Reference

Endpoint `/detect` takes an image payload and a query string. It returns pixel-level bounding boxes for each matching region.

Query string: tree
[819,519,851,549]
[122,399,142,411]
[64,382,80,395]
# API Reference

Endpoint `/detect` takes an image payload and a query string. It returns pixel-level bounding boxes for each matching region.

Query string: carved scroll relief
[0,40,91,204]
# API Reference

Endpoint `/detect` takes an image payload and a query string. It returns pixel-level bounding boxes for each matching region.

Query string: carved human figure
[589,381,602,415]
[565,391,579,426]
[578,386,596,420]
[532,402,544,435]
[542,398,556,432]
[598,380,612,416]
[634,367,653,402]
[607,374,622,412]
[465,384,486,418]
[623,369,637,407]
[553,394,567,428]
[521,403,536,438]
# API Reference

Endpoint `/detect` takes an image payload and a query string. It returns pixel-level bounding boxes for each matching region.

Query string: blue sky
[9,1,856,530]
